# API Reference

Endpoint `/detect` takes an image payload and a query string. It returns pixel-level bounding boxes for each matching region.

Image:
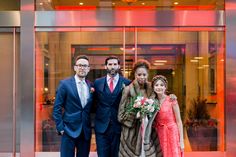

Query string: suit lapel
[84,80,93,108]
[113,76,123,94]
[85,80,92,99]
[71,77,79,99]
[97,77,107,92]
[70,77,83,106]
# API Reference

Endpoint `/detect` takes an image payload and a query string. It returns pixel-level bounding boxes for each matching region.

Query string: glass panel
[137,28,225,152]
[0,0,20,11]
[35,28,125,152]
[35,27,225,153]
[35,0,224,11]
[0,28,19,155]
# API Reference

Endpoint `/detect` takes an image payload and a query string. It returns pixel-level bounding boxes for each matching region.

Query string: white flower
[145,105,155,112]
[146,99,154,105]
[127,95,158,117]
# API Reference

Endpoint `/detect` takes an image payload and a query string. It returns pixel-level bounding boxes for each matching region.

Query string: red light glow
[55,6,97,10]
[87,47,110,51]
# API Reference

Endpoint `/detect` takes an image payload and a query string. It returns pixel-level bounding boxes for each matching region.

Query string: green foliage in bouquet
[125,94,160,117]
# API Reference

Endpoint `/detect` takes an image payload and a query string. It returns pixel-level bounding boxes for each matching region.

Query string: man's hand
[169,94,177,101]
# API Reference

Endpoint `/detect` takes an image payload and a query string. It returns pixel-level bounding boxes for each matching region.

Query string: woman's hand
[136,111,141,119]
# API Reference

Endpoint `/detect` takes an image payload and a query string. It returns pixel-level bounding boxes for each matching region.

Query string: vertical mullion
[13,27,16,157]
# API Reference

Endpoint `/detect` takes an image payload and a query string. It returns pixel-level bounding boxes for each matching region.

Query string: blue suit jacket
[53,76,94,140]
[94,76,131,133]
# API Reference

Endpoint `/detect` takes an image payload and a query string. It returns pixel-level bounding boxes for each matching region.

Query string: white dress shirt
[74,75,89,107]
[106,74,119,91]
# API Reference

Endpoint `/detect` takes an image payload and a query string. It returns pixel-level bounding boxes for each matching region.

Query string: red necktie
[109,77,114,92]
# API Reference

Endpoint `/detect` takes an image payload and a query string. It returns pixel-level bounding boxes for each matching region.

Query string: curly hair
[130,59,150,80]
[133,59,150,72]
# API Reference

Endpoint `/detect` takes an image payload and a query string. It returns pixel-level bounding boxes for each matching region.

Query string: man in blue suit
[53,55,94,157]
[94,56,131,157]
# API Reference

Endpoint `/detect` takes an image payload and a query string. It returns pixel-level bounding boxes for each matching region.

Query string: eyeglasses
[75,64,89,68]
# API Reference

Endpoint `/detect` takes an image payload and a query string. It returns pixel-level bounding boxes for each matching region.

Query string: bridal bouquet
[126,95,160,156]
[126,95,160,117]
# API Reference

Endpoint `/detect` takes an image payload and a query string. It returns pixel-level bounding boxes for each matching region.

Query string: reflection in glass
[0,0,20,11]
[35,29,225,152]
[35,0,224,11]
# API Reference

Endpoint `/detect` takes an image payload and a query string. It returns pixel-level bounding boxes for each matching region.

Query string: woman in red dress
[152,75,184,157]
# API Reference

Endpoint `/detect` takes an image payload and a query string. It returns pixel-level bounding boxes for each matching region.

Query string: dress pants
[60,132,91,157]
[95,122,120,157]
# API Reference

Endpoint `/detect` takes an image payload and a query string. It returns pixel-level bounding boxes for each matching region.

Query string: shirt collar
[74,75,86,84]
[106,74,119,82]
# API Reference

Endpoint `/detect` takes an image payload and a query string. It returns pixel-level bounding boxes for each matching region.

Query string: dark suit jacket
[53,76,94,140]
[94,76,131,134]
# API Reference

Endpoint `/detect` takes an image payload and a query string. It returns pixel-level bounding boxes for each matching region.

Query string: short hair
[133,59,150,73]
[152,75,168,88]
[74,55,89,65]
[105,56,120,65]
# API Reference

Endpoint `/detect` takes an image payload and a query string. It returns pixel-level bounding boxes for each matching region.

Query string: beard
[107,68,119,76]
[77,71,87,78]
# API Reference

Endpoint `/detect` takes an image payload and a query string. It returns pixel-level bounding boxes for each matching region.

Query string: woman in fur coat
[118,59,163,157]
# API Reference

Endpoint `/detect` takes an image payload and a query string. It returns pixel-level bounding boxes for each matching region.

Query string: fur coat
[118,80,163,157]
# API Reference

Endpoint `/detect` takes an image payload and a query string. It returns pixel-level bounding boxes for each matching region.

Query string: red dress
[154,96,181,157]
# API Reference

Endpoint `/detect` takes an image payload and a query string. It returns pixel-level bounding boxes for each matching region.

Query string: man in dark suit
[94,56,131,157]
[53,55,94,157]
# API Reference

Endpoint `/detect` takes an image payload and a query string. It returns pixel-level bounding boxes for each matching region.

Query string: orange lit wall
[216,37,225,151]
[35,37,44,151]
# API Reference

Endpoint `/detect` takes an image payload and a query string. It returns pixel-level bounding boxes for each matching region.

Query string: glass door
[136,28,225,152]
[35,27,225,155]
[0,28,20,156]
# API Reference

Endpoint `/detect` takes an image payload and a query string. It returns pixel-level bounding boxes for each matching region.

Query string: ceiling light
[194,56,203,60]
[154,60,167,63]
[120,47,135,51]
[197,66,203,69]
[141,2,145,5]
[44,88,48,92]
[153,63,165,66]
[174,2,179,5]
[203,64,209,67]
[39,2,43,5]
[190,59,198,63]
[79,2,84,5]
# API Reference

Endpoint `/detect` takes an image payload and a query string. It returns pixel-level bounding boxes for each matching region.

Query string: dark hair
[133,59,150,73]
[74,55,89,65]
[129,59,150,80]
[105,56,120,65]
